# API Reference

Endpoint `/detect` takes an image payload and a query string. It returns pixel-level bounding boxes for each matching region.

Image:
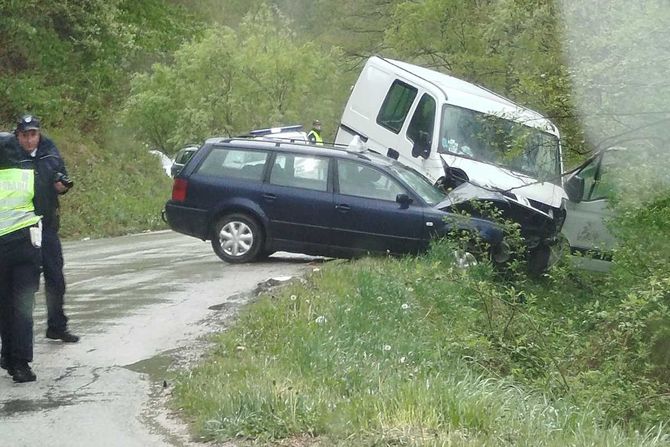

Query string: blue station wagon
[164,138,507,264]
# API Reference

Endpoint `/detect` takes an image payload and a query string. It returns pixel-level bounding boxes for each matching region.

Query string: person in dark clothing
[15,115,79,343]
[0,132,41,383]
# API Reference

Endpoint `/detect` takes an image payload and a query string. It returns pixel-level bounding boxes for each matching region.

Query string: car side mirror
[411,131,431,159]
[565,174,585,203]
[396,193,413,208]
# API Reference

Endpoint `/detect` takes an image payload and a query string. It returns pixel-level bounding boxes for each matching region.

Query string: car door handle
[263,193,277,201]
[335,203,351,213]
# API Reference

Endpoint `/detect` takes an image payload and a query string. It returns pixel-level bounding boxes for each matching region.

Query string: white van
[335,56,568,271]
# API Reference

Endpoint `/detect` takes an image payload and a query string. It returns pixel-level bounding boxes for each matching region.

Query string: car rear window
[197,147,269,180]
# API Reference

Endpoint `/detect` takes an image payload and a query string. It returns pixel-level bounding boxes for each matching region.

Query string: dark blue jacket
[18,136,69,229]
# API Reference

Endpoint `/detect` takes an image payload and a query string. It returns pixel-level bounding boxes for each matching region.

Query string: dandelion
[383,344,391,351]
[236,345,246,351]
[315,316,327,324]
[400,356,406,364]
[407,287,414,292]
[401,303,409,310]
[377,296,383,302]
[290,295,297,301]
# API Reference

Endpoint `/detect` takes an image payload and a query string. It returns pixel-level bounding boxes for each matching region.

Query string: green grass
[173,247,669,446]
[49,126,172,239]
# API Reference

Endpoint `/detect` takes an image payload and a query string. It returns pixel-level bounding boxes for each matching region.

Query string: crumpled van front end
[438,182,566,274]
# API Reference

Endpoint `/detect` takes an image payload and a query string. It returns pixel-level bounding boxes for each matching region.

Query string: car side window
[197,147,268,180]
[377,80,418,134]
[270,153,329,191]
[176,148,196,164]
[338,159,406,201]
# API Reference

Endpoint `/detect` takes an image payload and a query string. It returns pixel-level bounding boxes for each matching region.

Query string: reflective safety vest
[307,130,323,145]
[0,168,40,237]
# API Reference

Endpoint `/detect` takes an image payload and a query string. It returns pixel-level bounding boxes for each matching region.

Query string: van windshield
[438,104,560,182]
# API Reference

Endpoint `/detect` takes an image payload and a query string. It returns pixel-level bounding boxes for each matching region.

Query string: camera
[53,172,74,188]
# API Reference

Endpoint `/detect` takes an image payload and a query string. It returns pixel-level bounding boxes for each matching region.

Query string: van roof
[378,56,558,135]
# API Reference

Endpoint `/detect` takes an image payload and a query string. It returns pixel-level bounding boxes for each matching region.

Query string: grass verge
[173,244,669,446]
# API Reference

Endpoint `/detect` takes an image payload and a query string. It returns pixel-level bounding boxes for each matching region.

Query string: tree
[121,4,348,152]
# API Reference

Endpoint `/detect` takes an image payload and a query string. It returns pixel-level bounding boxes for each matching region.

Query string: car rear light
[172,178,188,202]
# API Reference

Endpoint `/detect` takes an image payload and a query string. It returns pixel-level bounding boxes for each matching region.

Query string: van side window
[197,147,268,180]
[271,153,329,192]
[377,80,418,134]
[406,93,436,156]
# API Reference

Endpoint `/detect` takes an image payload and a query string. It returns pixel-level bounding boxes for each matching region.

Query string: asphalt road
[0,230,323,446]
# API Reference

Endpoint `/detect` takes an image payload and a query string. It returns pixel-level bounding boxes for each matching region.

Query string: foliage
[173,246,669,444]
[121,4,349,153]
[0,0,200,130]
[51,126,172,239]
[557,0,670,154]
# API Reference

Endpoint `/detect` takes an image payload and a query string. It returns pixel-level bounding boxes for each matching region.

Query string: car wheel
[527,245,551,276]
[211,213,263,263]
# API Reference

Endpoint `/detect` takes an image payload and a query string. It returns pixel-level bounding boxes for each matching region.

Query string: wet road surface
[0,231,323,446]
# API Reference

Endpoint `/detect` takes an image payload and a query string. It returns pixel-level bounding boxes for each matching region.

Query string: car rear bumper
[164,201,209,240]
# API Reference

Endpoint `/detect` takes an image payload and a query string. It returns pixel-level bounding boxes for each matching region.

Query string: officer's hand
[54,181,69,194]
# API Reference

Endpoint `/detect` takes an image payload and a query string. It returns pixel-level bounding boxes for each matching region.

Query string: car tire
[527,245,551,276]
[211,213,263,263]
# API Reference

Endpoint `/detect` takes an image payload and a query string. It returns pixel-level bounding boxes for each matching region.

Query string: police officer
[307,119,323,145]
[0,132,41,383]
[15,115,79,343]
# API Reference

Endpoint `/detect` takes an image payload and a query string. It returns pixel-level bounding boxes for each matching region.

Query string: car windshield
[438,104,561,183]
[388,163,446,205]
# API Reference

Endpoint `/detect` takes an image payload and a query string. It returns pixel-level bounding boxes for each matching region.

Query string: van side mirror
[565,174,585,203]
[411,131,431,159]
[387,148,399,160]
[396,193,413,208]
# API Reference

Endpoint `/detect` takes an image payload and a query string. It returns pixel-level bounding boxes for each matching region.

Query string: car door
[261,152,334,251]
[562,149,619,271]
[331,159,426,255]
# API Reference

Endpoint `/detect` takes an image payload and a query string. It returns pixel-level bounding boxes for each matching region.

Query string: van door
[562,150,617,271]
[377,84,443,181]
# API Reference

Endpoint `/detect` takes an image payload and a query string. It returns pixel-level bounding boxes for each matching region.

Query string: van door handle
[263,193,277,201]
[335,203,351,213]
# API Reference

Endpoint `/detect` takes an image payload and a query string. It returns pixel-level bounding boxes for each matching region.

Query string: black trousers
[0,233,40,363]
[42,225,68,331]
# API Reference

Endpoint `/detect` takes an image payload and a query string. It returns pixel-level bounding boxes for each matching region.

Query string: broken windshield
[438,104,561,183]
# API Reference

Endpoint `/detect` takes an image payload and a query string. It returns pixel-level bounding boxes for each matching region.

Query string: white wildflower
[315,316,327,324]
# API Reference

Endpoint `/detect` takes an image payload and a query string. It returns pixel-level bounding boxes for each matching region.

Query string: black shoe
[46,328,80,343]
[11,362,36,383]
[0,356,15,376]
